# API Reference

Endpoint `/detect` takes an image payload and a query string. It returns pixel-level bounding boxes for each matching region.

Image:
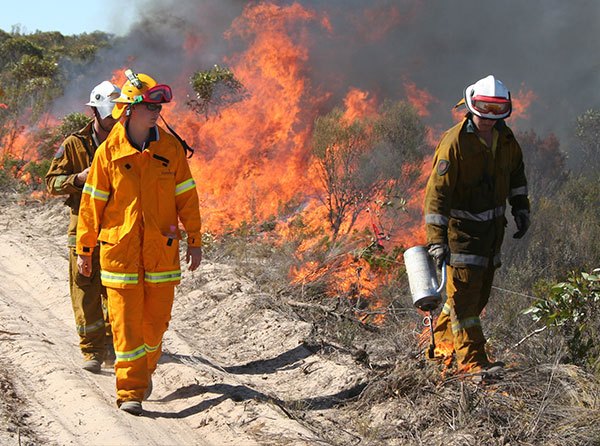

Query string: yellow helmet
[112,69,172,118]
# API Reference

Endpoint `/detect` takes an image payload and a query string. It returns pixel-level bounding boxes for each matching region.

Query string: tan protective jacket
[76,122,202,288]
[45,121,97,246]
[424,116,529,267]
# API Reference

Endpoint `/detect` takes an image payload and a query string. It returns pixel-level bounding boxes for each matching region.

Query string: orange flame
[342,88,378,123]
[169,2,327,231]
[404,81,437,118]
[511,85,537,121]
[6,2,548,327]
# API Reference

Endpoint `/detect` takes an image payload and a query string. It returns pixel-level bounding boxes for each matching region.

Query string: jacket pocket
[143,233,180,272]
[98,226,120,244]
[99,230,135,272]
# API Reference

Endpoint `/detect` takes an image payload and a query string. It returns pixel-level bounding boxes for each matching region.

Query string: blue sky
[0,0,139,36]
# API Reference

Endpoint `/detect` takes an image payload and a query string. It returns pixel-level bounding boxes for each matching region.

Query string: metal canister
[403,245,445,311]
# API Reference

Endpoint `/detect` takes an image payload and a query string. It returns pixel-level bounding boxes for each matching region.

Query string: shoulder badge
[437,159,450,176]
[54,145,65,159]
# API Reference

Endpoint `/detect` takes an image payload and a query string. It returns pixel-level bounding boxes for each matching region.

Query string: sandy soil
[0,196,369,446]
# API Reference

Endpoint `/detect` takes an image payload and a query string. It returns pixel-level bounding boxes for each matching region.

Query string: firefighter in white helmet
[423,75,530,378]
[45,80,121,373]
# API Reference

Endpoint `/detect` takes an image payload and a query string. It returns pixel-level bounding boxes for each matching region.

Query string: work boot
[104,344,116,367]
[120,401,143,416]
[468,361,505,383]
[82,358,102,374]
[484,361,505,372]
[144,377,153,401]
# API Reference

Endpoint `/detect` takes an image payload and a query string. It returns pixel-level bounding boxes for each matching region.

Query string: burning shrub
[22,159,51,191]
[311,99,426,241]
[280,99,428,325]
[187,65,247,118]
[0,112,91,192]
[35,112,91,160]
[0,156,21,192]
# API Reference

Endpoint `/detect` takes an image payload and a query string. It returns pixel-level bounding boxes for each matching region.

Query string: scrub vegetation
[0,28,599,446]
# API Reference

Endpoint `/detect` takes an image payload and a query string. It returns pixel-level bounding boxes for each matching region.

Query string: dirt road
[0,197,368,446]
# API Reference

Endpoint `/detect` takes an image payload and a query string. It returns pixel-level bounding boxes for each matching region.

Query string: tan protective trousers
[433,262,496,372]
[69,248,112,361]
[106,283,174,405]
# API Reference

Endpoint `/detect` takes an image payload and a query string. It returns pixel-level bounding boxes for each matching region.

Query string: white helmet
[464,75,511,120]
[86,81,121,119]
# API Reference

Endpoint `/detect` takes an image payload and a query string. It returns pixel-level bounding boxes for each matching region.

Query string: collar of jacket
[71,120,95,143]
[124,122,159,151]
[465,113,506,134]
[108,122,161,161]
[70,120,96,160]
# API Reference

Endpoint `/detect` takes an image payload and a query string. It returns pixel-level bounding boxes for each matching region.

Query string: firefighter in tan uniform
[424,75,530,377]
[45,81,121,373]
[76,69,202,415]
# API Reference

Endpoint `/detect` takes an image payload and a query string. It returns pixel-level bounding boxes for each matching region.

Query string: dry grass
[194,217,600,446]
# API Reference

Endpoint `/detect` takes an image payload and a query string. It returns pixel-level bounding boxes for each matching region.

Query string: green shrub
[0,157,18,191]
[524,269,600,373]
[187,65,246,118]
[24,159,51,190]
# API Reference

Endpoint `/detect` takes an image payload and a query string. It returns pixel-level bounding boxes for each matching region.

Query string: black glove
[513,209,530,239]
[428,243,450,268]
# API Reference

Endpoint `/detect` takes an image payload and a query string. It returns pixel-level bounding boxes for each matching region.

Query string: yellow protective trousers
[433,262,496,372]
[106,281,174,404]
[68,248,111,361]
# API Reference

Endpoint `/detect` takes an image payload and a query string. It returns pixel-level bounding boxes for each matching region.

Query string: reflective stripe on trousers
[433,262,496,371]
[106,281,175,404]
[69,248,111,360]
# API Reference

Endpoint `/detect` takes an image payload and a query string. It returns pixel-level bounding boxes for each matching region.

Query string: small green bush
[24,159,51,190]
[187,65,246,118]
[524,269,600,373]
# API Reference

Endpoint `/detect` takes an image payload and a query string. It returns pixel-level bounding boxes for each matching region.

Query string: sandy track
[0,197,367,446]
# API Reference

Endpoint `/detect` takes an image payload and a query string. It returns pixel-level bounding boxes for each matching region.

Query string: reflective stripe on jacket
[424,116,529,267]
[76,122,202,288]
[45,121,96,246]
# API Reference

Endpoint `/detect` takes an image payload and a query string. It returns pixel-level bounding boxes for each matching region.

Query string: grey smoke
[54,0,599,161]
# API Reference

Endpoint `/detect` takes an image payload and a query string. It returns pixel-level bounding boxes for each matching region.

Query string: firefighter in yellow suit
[424,75,530,377]
[45,81,120,373]
[76,69,202,415]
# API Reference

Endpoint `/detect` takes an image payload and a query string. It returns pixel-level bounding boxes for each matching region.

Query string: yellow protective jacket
[76,122,202,288]
[45,121,97,246]
[424,116,529,268]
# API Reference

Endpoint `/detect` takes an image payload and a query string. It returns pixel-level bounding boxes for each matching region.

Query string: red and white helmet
[464,75,511,120]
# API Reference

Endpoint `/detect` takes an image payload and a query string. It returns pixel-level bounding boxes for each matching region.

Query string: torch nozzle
[423,312,437,359]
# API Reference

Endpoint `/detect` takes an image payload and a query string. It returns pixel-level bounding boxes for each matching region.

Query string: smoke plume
[55,0,600,151]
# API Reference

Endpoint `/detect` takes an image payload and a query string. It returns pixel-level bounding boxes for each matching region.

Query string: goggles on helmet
[133,84,173,104]
[471,95,511,116]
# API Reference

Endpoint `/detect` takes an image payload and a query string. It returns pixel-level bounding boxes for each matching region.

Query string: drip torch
[403,246,446,359]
